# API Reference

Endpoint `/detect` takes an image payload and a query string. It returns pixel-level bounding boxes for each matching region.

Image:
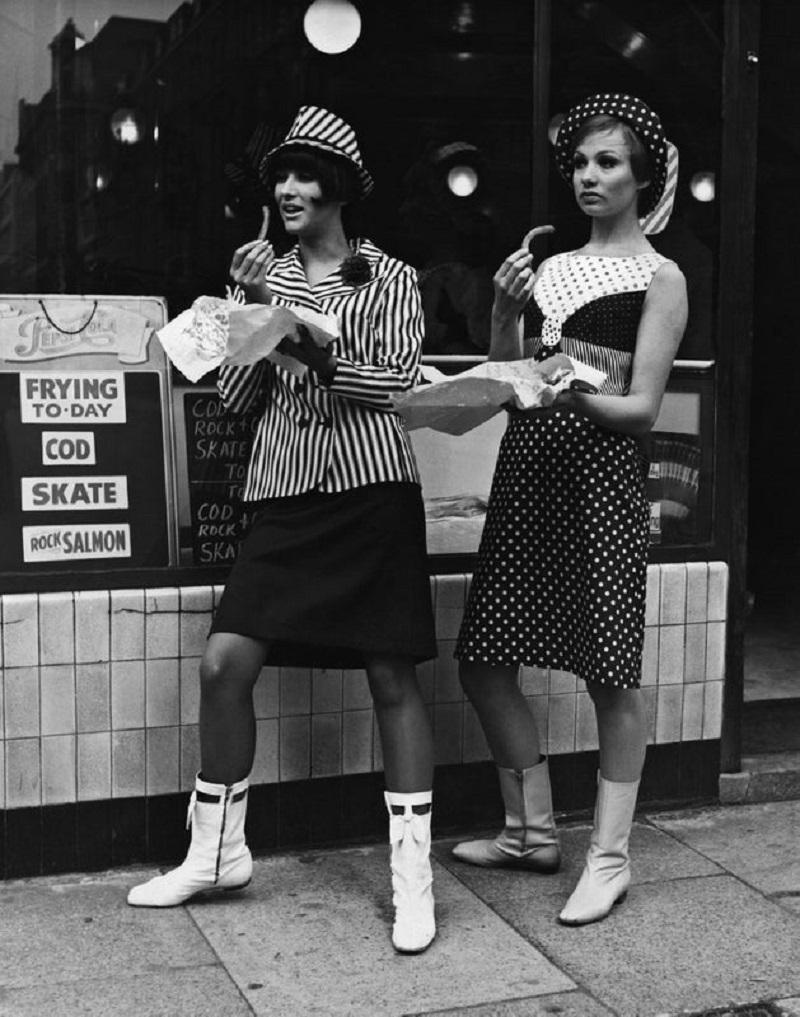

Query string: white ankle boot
[385,790,436,954]
[452,759,561,873]
[558,774,640,926]
[127,774,252,907]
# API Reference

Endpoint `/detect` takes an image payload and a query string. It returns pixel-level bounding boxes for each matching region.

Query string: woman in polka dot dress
[453,95,688,925]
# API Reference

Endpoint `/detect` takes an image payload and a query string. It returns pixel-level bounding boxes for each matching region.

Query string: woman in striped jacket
[128,107,437,955]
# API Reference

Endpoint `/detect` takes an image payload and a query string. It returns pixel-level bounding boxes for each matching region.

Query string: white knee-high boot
[385,790,436,954]
[127,774,252,907]
[558,774,639,926]
[452,758,560,872]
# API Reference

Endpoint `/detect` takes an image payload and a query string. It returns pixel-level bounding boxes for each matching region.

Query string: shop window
[0,1,727,587]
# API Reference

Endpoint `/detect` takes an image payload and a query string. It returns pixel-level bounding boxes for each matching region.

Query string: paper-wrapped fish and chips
[157,286,604,439]
[392,354,606,435]
[156,292,338,383]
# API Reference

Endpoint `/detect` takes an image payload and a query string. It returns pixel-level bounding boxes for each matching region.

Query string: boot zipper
[214,785,232,884]
[514,770,528,850]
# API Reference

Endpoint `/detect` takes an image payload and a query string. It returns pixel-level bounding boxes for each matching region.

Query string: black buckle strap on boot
[196,787,248,805]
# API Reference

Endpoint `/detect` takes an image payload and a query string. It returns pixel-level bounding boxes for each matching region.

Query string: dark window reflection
[1,1,720,363]
[0,0,535,358]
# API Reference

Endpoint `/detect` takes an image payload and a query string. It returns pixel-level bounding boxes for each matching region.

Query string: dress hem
[454,650,642,689]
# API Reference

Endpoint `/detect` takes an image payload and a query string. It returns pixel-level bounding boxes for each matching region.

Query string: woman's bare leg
[199,632,269,784]
[365,655,433,792]
[589,684,647,781]
[459,661,542,769]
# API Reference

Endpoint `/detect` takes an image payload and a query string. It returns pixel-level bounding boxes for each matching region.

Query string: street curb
[719,751,800,804]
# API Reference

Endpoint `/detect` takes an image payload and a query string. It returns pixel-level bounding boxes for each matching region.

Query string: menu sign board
[0,296,177,571]
[182,389,258,566]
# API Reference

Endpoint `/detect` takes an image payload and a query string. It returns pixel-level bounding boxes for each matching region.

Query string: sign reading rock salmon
[22,523,132,562]
[0,295,177,571]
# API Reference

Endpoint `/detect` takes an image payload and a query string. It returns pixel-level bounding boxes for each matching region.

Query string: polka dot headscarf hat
[554,94,669,216]
[264,105,374,199]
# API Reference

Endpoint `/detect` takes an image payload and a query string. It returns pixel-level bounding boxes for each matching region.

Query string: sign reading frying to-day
[19,372,126,422]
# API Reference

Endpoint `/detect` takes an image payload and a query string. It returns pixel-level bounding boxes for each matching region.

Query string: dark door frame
[717,0,760,773]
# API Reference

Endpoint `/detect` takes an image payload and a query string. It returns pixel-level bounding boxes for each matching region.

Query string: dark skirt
[210,481,437,668]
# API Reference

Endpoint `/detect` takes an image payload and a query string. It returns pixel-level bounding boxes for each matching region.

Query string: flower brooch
[340,253,371,287]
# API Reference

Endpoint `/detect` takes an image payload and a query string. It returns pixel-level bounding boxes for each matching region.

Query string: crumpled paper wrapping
[226,303,337,379]
[156,295,338,382]
[393,354,606,435]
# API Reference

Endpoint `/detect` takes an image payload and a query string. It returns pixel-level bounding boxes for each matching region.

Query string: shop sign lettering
[22,523,131,562]
[21,475,128,511]
[41,431,96,465]
[19,371,126,423]
[0,306,152,364]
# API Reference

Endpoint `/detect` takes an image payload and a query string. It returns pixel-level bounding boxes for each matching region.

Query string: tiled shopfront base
[0,563,728,877]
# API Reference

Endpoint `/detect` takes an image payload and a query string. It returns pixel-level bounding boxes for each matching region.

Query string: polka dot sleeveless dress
[455,252,670,688]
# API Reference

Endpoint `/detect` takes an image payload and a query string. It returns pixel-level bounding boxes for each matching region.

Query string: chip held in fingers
[258,205,270,241]
[522,224,555,251]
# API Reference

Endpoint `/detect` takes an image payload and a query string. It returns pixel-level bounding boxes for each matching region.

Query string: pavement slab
[0,868,217,990]
[649,801,800,895]
[0,966,253,1017]
[406,989,617,1016]
[438,826,800,1017]
[4,803,800,1017]
[434,819,724,896]
[186,844,574,1017]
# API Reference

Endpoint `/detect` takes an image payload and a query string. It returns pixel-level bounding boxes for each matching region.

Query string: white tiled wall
[0,562,728,810]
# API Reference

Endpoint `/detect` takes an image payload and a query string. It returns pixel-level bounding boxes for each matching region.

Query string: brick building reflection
[0,0,530,345]
[0,2,309,315]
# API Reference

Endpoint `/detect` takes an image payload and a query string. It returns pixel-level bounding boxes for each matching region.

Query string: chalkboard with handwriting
[183,390,259,566]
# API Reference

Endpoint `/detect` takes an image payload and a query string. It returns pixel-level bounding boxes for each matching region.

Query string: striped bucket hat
[554,94,669,217]
[264,105,374,199]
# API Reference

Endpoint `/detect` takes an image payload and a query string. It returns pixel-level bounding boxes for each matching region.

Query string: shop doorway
[743,0,800,757]
[742,584,800,755]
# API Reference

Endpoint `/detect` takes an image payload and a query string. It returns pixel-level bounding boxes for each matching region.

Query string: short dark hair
[266,146,360,204]
[571,114,652,211]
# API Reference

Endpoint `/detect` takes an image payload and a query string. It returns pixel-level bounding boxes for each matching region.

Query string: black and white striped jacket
[217,239,423,500]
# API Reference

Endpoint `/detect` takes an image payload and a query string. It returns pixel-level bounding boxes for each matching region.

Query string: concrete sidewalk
[1,800,799,1017]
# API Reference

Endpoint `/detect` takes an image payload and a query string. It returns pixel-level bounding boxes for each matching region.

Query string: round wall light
[110,108,143,144]
[690,171,715,203]
[303,0,361,54]
[447,165,479,197]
